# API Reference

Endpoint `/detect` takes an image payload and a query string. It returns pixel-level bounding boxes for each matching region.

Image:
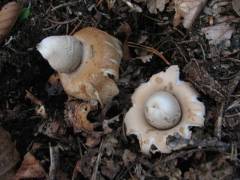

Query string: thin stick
[49,143,60,180]
[51,1,80,11]
[215,102,225,139]
[128,42,171,65]
[48,17,78,25]
[91,140,103,180]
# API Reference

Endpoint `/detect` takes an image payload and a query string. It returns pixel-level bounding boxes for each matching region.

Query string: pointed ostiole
[37,35,83,73]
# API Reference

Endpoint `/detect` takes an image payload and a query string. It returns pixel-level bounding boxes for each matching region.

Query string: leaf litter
[0,0,240,179]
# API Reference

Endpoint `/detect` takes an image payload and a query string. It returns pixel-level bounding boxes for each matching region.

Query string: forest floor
[0,0,240,179]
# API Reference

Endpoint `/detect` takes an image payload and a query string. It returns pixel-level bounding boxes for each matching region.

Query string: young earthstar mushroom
[37,27,122,132]
[37,27,122,106]
[124,65,205,154]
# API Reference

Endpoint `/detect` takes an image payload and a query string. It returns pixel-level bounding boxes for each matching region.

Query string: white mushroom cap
[124,65,205,154]
[144,91,181,130]
[37,35,83,73]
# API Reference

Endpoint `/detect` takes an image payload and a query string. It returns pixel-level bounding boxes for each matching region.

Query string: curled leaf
[0,1,22,43]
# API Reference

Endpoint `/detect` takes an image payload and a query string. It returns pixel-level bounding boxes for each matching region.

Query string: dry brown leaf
[0,1,21,43]
[202,22,235,47]
[173,0,207,28]
[65,101,97,133]
[0,127,20,180]
[15,152,47,180]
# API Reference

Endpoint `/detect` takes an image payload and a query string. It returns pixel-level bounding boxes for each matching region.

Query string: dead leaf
[102,135,119,156]
[233,0,240,16]
[184,155,233,180]
[148,0,169,13]
[0,127,20,180]
[101,159,120,179]
[173,0,207,28]
[135,0,169,14]
[15,152,47,180]
[65,100,97,133]
[122,149,136,166]
[38,119,66,139]
[183,61,228,102]
[78,150,98,178]
[85,132,103,148]
[202,22,235,47]
[0,1,21,43]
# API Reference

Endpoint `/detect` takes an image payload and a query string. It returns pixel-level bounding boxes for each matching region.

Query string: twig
[25,90,47,119]
[49,143,60,180]
[48,17,78,25]
[91,140,104,180]
[215,102,225,139]
[121,0,142,13]
[51,1,80,11]
[69,22,81,35]
[128,42,171,65]
[25,90,43,106]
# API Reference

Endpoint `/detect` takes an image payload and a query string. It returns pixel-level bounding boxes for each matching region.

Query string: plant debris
[65,100,97,133]
[15,152,47,180]
[232,0,240,16]
[202,22,235,47]
[173,0,208,28]
[0,1,21,43]
[0,0,240,179]
[0,127,19,180]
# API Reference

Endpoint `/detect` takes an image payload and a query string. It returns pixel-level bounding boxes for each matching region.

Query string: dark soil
[0,0,240,179]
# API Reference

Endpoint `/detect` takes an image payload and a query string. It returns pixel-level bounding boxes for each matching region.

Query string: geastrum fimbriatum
[124,65,205,154]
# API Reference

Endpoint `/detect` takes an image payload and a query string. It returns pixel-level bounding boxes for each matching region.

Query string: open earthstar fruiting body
[37,27,122,105]
[124,65,205,154]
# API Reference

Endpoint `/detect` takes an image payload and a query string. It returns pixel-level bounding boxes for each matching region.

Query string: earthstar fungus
[124,65,205,154]
[37,27,122,105]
